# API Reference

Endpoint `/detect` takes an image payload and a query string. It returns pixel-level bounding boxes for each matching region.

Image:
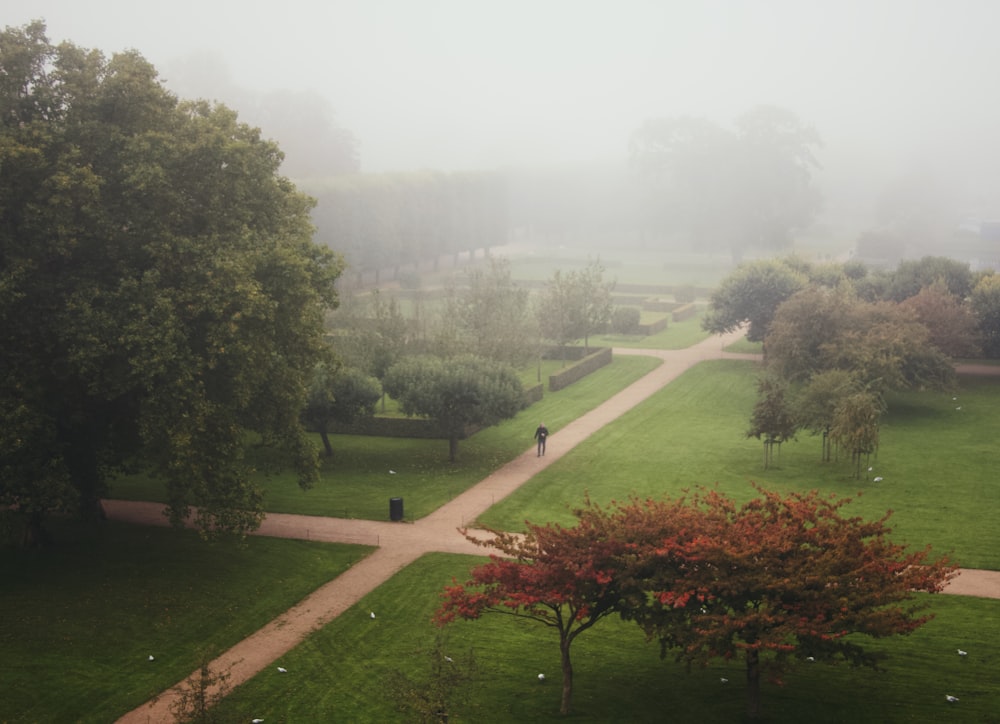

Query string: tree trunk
[745,648,761,719]
[448,436,459,462]
[20,510,51,549]
[559,636,574,715]
[319,428,333,457]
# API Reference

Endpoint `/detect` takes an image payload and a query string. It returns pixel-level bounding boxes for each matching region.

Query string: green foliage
[747,376,798,470]
[0,22,343,538]
[384,354,525,461]
[442,256,537,366]
[885,256,973,302]
[971,272,1000,358]
[537,259,614,351]
[702,258,808,341]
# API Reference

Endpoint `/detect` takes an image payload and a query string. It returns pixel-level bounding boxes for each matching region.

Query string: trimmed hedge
[672,302,699,322]
[549,347,612,391]
[637,317,668,335]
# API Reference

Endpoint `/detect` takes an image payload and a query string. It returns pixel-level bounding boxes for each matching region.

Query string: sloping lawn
[0,519,371,723]
[479,360,1000,571]
[109,355,661,520]
[212,553,1000,723]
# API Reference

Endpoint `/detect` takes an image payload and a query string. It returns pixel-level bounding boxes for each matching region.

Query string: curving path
[112,332,1000,723]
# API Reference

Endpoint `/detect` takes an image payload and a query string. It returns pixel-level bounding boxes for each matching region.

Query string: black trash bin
[389,497,404,522]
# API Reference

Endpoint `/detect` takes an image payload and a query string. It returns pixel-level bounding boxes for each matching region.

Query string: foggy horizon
[7,0,1000,220]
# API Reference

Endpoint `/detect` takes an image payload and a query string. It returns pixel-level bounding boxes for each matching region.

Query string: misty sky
[6,0,1000,199]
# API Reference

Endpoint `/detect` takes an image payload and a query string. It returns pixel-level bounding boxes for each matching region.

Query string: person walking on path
[534,422,548,456]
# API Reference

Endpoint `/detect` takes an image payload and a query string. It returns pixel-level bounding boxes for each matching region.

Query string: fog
[8,0,1000,225]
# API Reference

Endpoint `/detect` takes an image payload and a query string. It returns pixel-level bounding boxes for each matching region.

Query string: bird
[370,611,376,619]
[805,656,815,662]
[868,466,873,472]
[148,655,155,662]
[873,476,883,482]
[958,649,967,656]
[277,667,287,673]
[720,677,729,684]
[389,470,396,474]
[945,695,959,703]
[252,720,264,723]
[444,656,454,663]
[956,406,962,411]
[538,673,546,682]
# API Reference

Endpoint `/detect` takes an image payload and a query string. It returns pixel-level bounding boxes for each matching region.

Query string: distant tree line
[304,172,508,285]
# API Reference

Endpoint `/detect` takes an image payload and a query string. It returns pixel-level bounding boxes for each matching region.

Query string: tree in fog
[0,23,343,543]
[442,256,537,366]
[631,106,822,261]
[537,260,614,355]
[746,376,797,470]
[899,280,981,358]
[303,363,381,457]
[702,258,808,343]
[383,355,524,462]
[970,272,1000,358]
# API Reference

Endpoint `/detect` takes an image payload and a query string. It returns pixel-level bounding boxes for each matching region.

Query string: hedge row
[672,302,699,322]
[549,347,612,392]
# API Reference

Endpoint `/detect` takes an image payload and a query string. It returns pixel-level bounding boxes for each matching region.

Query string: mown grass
[109,355,662,520]
[0,519,371,723]
[212,552,1000,723]
[478,360,1000,571]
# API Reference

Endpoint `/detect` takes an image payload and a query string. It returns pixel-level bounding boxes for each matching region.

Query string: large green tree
[382,355,524,461]
[702,258,808,343]
[631,106,822,261]
[0,22,343,543]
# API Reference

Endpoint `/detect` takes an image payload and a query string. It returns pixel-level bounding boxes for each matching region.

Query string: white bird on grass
[277,667,287,673]
[252,719,264,723]
[958,649,967,656]
[444,656,454,663]
[720,677,729,684]
[945,695,959,703]
[148,655,154,662]
[805,656,815,662]
[873,477,883,482]
[389,470,396,474]
[370,611,376,619]
[538,673,546,682]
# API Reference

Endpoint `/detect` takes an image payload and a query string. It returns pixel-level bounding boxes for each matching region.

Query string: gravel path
[113,333,1000,722]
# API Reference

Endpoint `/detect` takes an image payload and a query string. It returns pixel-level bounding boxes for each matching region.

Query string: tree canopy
[0,22,343,543]
[631,106,822,261]
[383,355,524,461]
[438,487,955,719]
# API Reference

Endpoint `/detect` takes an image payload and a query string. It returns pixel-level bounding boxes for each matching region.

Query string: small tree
[388,635,478,723]
[792,370,860,462]
[302,363,381,457]
[537,259,614,358]
[746,376,797,470]
[383,355,524,462]
[436,519,626,715]
[829,390,884,478]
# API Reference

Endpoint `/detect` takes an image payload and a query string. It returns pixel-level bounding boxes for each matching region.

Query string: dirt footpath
[111,332,1000,723]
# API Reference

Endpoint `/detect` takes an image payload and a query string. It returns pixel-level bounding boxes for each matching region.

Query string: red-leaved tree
[626,485,957,719]
[435,520,625,715]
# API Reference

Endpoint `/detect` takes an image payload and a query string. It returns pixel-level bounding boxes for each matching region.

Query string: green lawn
[109,355,662,520]
[0,519,371,723]
[211,553,1000,723]
[478,360,1000,571]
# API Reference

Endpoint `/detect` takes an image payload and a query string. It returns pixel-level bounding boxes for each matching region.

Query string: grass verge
[212,552,1000,723]
[0,519,371,723]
